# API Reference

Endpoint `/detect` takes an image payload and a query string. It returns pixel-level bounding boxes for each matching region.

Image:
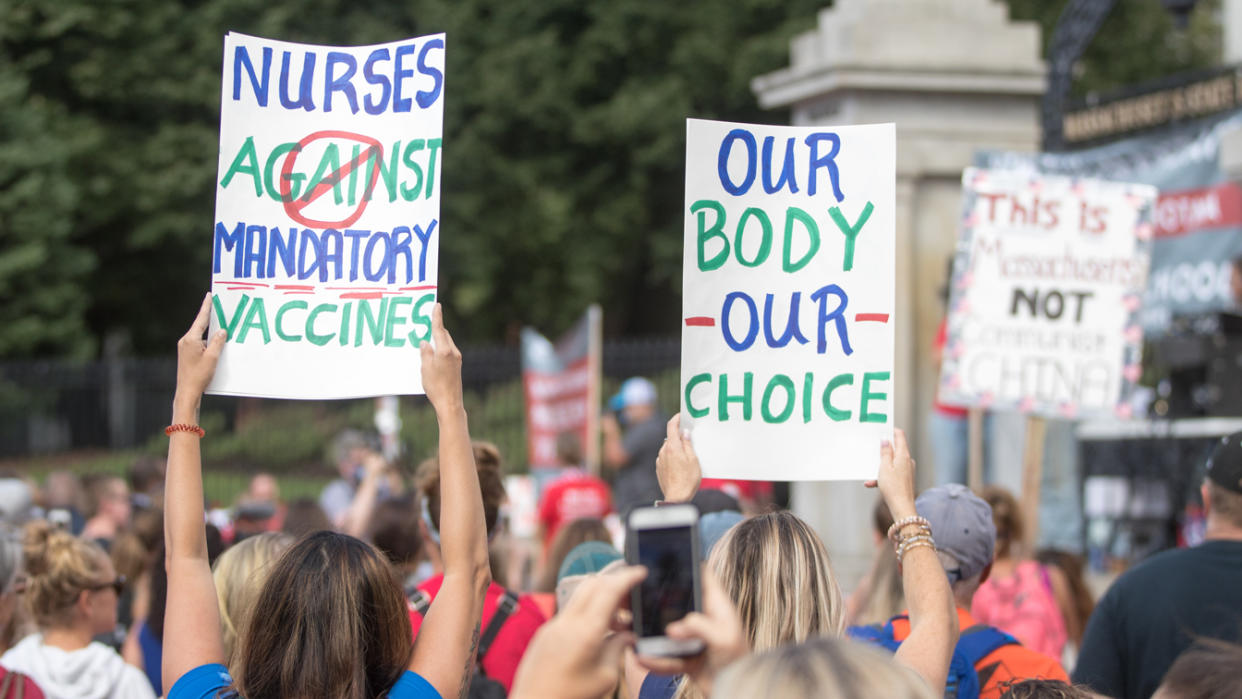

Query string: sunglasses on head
[88,575,126,595]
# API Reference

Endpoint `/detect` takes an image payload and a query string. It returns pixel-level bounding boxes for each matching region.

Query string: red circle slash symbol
[279,130,384,229]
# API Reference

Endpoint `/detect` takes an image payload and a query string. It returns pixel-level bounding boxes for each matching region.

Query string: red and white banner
[521,306,602,470]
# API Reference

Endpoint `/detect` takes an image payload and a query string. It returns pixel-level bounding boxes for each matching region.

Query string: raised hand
[175,293,226,407]
[865,427,917,519]
[419,303,464,414]
[656,413,701,503]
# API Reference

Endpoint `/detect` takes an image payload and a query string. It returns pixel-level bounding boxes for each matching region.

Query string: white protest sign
[681,119,895,481]
[938,168,1156,418]
[208,32,444,399]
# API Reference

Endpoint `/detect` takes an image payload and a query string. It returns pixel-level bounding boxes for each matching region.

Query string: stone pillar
[752,0,1045,588]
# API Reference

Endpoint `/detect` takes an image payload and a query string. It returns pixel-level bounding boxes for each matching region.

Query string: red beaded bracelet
[165,423,206,438]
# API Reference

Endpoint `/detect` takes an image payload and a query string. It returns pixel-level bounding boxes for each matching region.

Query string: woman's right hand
[175,293,226,408]
[866,427,917,519]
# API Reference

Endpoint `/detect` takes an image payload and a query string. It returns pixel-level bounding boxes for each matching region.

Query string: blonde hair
[213,532,294,665]
[674,511,844,699]
[714,637,935,699]
[22,521,110,628]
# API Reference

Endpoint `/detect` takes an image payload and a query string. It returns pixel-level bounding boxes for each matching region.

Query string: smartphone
[626,504,704,657]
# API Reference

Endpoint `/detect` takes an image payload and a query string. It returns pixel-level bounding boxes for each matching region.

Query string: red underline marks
[339,292,385,300]
[399,285,438,291]
[685,317,716,327]
[275,284,315,290]
[326,286,388,291]
[855,313,890,323]
[283,291,315,295]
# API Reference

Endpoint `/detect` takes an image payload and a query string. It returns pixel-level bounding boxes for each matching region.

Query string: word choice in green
[684,370,890,424]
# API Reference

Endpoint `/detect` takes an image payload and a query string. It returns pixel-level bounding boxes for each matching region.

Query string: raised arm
[163,294,228,691]
[341,450,387,538]
[408,303,491,698]
[868,429,958,692]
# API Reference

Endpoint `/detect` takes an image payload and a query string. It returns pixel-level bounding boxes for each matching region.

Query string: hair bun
[22,520,60,576]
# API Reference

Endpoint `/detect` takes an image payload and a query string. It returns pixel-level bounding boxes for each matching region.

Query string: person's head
[0,480,33,527]
[233,531,413,699]
[555,432,583,468]
[713,636,934,699]
[42,471,84,511]
[281,498,333,539]
[330,429,372,480]
[708,511,844,650]
[213,531,295,664]
[85,475,131,529]
[554,542,623,611]
[618,377,657,424]
[421,442,507,541]
[22,521,120,636]
[127,457,165,499]
[1202,433,1242,536]
[981,485,1024,559]
[1153,639,1242,699]
[246,473,281,504]
[915,484,996,606]
[537,518,612,593]
[998,680,1096,698]
[371,495,423,571]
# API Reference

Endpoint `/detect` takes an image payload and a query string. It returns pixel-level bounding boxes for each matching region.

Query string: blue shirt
[168,663,441,699]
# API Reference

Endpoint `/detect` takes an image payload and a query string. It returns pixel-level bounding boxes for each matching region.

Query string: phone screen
[635,525,696,638]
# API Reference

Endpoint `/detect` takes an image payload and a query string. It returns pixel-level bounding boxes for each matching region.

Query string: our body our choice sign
[681,119,895,481]
[208,32,444,399]
[938,168,1157,419]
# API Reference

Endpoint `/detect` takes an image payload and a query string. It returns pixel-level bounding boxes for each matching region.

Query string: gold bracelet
[897,538,936,565]
[887,516,931,543]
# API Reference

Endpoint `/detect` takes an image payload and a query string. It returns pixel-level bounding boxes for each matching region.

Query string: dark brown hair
[1158,638,1242,699]
[422,442,506,536]
[281,498,333,539]
[1034,549,1095,645]
[997,679,1095,699]
[371,495,423,567]
[536,518,612,593]
[982,486,1023,559]
[233,531,412,699]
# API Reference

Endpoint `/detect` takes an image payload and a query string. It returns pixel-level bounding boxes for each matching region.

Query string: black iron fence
[0,338,682,472]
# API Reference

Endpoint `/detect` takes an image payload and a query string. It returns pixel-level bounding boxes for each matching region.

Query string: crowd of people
[0,294,1237,699]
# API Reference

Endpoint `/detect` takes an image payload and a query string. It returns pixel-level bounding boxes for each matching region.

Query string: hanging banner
[521,306,602,470]
[208,32,445,398]
[938,168,1157,419]
[681,119,895,481]
[979,110,1242,333]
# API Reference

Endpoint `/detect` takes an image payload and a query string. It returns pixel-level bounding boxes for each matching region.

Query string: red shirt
[699,479,773,503]
[537,470,613,545]
[409,575,547,692]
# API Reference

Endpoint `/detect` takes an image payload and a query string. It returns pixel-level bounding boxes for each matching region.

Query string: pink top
[972,560,1068,661]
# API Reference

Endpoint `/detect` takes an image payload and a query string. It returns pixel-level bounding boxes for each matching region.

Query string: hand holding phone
[627,504,704,657]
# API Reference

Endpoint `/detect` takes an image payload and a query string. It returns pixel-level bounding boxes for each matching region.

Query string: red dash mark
[684,317,716,327]
[340,292,385,300]
[854,313,890,323]
[399,285,438,291]
[275,284,314,290]
[279,130,384,229]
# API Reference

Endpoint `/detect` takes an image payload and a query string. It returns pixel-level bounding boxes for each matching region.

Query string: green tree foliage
[1005,0,1221,99]
[0,0,1225,358]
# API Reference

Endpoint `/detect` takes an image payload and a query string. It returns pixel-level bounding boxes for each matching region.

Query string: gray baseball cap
[915,484,996,582]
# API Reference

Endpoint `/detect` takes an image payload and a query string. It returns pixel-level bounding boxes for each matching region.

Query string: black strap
[410,589,431,616]
[477,591,520,662]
